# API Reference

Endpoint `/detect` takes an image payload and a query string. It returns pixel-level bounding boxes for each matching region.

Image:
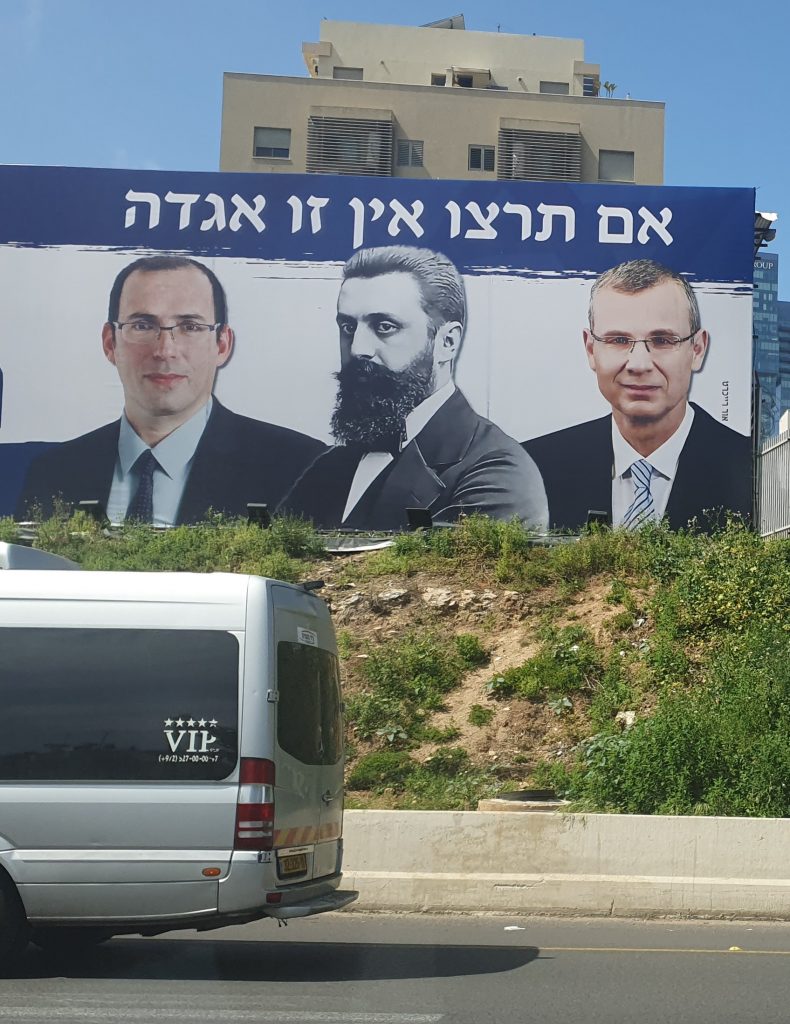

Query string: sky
[1,0,787,292]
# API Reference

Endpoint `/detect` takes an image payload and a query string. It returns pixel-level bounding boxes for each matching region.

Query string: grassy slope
[3,512,789,815]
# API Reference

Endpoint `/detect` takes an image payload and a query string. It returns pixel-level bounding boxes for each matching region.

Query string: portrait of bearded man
[279,244,548,531]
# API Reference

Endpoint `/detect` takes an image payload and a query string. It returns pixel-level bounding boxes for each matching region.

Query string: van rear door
[270,585,344,884]
[0,625,241,921]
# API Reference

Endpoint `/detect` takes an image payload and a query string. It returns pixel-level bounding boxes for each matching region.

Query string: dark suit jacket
[16,400,326,525]
[279,389,549,531]
[523,403,753,532]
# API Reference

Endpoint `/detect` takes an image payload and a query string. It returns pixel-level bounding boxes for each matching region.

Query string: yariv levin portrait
[16,255,325,525]
[524,258,752,531]
[280,244,549,531]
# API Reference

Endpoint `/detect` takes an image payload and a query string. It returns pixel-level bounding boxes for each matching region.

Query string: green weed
[468,704,495,726]
[346,750,415,790]
[346,630,469,742]
[21,512,326,579]
[454,633,490,667]
[0,518,22,542]
[417,724,462,743]
[566,624,790,816]
[486,625,603,702]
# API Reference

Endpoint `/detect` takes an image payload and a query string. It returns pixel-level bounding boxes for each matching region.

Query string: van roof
[0,542,79,570]
[0,571,296,632]
[0,570,264,605]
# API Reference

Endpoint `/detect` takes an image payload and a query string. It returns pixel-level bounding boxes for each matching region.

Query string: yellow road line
[540,946,790,956]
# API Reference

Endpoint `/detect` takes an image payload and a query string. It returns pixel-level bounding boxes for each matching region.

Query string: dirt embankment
[316,554,651,786]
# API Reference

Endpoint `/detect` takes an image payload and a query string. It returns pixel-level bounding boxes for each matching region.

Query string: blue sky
[2,0,786,289]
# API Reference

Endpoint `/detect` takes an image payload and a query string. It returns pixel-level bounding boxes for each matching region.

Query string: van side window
[276,642,342,766]
[0,628,239,781]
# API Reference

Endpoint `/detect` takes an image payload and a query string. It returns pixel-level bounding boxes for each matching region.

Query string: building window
[306,115,394,176]
[583,75,600,97]
[431,73,447,86]
[397,139,424,167]
[497,127,581,182]
[455,73,473,88]
[253,126,291,159]
[332,66,363,80]
[599,149,635,182]
[539,81,570,95]
[469,145,495,172]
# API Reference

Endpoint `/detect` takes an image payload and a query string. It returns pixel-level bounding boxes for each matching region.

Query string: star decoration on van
[209,719,218,727]
[164,719,173,727]
[198,719,207,728]
[175,718,185,727]
[187,719,196,727]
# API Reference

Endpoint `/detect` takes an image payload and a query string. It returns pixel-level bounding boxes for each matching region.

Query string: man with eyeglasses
[16,255,324,524]
[524,258,752,531]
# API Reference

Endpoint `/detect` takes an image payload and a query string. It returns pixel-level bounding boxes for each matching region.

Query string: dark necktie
[125,450,158,523]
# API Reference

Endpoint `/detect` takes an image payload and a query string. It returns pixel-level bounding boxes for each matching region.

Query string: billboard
[0,165,754,532]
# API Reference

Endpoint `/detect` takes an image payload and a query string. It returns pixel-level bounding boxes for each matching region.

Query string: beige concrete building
[220,15,664,185]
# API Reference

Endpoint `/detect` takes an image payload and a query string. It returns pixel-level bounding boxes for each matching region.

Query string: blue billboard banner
[0,165,755,279]
[0,165,754,532]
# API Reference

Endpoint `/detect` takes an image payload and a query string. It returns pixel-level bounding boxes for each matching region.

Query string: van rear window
[0,628,239,781]
[277,642,342,766]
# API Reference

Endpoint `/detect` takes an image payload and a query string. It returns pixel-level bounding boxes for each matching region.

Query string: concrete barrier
[342,810,790,919]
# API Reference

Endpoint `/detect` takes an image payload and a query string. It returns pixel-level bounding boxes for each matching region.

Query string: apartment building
[220,16,664,184]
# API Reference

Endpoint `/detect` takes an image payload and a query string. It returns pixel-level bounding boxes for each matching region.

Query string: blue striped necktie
[623,459,655,530]
[125,449,158,523]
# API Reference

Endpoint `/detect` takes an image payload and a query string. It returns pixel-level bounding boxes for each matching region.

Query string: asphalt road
[3,913,790,1023]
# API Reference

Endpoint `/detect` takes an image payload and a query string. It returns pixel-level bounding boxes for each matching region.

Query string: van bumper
[218,855,357,920]
[264,888,358,920]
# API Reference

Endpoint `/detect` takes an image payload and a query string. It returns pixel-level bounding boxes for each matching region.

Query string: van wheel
[31,927,112,952]
[0,877,29,971]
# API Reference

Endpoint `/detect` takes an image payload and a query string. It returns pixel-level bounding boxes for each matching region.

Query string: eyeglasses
[113,319,221,344]
[589,330,697,354]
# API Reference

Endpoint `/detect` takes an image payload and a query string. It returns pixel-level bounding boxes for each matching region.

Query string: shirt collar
[118,398,213,479]
[404,381,456,445]
[612,403,695,480]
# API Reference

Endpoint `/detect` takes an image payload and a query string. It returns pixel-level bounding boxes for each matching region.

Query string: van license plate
[279,853,308,876]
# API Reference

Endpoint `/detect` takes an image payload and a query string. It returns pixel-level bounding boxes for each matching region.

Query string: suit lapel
[288,445,365,527]
[584,417,615,519]
[556,416,612,525]
[360,390,478,526]
[665,405,707,528]
[410,389,478,467]
[85,422,120,508]
[355,443,444,528]
[176,402,227,524]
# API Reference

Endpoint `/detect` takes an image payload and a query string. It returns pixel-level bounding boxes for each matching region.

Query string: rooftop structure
[221,17,664,184]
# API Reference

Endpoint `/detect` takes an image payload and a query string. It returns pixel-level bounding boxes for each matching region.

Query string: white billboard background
[0,245,752,448]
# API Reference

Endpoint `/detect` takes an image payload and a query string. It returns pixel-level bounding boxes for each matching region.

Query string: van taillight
[235,757,275,850]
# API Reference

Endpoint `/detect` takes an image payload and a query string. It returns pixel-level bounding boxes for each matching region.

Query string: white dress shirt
[341,382,456,523]
[106,399,213,526]
[611,403,695,526]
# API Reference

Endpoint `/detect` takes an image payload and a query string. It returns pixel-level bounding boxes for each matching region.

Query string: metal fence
[757,427,790,539]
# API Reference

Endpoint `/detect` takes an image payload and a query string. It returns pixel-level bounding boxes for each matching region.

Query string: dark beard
[331,354,435,451]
